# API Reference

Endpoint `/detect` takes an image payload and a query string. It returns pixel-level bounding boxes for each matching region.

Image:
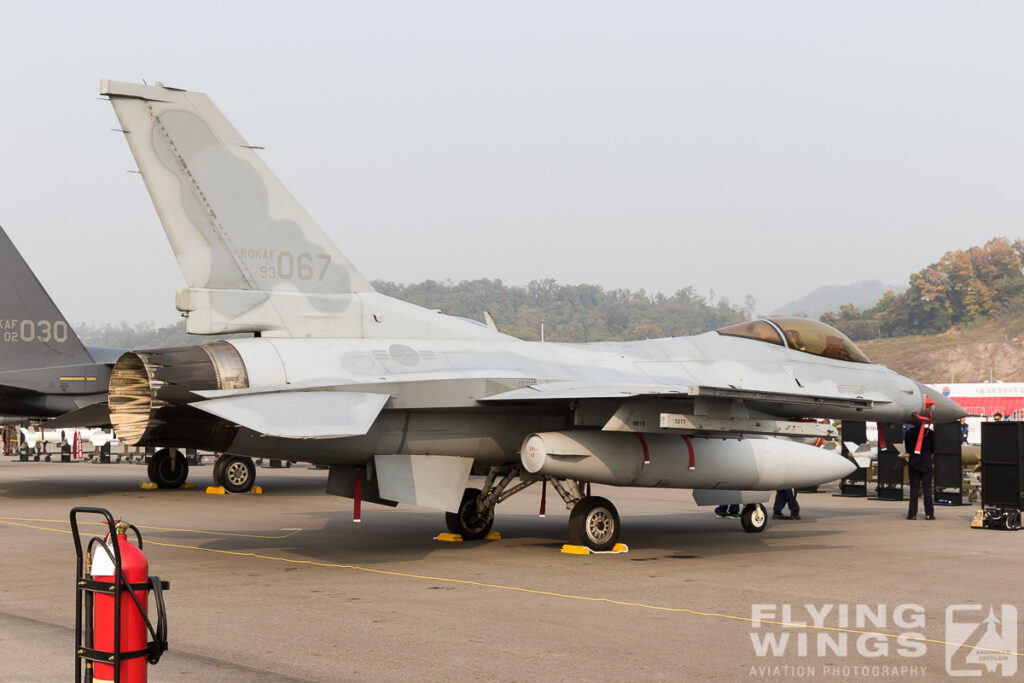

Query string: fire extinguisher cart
[70,506,170,683]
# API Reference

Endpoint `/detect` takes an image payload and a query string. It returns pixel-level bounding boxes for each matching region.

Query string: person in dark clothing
[904,423,935,520]
[715,504,740,519]
[772,489,800,520]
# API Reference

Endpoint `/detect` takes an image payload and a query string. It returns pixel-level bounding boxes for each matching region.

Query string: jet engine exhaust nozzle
[108,341,248,449]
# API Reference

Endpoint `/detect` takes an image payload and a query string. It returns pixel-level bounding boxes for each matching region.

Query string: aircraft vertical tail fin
[0,225,93,372]
[100,80,506,341]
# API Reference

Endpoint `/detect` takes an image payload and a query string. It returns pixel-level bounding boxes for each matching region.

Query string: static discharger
[561,543,629,555]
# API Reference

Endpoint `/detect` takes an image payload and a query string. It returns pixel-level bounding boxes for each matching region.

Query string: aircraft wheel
[148,448,189,489]
[219,455,256,493]
[445,488,494,540]
[568,496,620,551]
[212,455,228,486]
[741,503,768,533]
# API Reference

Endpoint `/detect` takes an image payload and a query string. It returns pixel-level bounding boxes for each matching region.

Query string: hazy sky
[1,2,1021,326]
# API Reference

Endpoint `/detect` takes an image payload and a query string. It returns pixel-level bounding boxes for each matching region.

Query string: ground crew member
[714,504,740,519]
[904,423,935,520]
[772,489,800,520]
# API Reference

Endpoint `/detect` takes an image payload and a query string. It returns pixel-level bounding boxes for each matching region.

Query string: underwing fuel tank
[107,342,248,449]
[521,431,856,490]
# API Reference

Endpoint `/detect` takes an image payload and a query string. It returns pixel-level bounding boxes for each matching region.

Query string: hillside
[771,281,902,319]
[859,317,1024,383]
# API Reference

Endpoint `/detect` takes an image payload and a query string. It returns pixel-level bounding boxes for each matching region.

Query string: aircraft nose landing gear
[741,503,768,533]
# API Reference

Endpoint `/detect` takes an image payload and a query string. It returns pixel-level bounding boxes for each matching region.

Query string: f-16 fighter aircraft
[100,80,966,550]
[0,224,120,427]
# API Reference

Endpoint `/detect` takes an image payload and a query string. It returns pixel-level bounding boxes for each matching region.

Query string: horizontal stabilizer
[193,391,390,438]
[42,402,111,429]
[374,454,473,512]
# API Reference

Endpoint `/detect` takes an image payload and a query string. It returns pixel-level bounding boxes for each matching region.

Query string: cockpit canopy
[717,318,871,363]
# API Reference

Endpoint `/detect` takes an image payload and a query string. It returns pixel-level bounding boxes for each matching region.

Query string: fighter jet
[0,224,120,427]
[100,80,966,550]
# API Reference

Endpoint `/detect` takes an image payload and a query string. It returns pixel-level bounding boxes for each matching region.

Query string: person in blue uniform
[904,423,935,520]
[772,489,800,520]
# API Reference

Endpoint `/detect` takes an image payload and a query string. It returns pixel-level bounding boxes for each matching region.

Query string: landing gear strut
[447,470,622,551]
[445,488,495,540]
[147,448,189,489]
[447,468,536,539]
[214,455,257,493]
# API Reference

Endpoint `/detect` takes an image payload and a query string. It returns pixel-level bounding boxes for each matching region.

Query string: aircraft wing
[0,382,37,396]
[481,381,887,410]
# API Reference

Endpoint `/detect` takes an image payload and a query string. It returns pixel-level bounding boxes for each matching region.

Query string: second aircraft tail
[0,225,94,373]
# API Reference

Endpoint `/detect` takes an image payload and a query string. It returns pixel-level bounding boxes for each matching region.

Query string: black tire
[147,448,189,489]
[445,488,494,540]
[741,503,768,533]
[219,456,256,493]
[212,456,227,486]
[568,496,620,551]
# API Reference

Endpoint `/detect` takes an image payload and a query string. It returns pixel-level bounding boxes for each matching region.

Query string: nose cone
[917,383,969,422]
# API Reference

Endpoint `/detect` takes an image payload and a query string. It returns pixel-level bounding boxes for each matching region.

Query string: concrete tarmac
[0,458,1020,681]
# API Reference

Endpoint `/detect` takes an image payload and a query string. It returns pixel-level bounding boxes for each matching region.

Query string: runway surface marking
[2,516,1021,660]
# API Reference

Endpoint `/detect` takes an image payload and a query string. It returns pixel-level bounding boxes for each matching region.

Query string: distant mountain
[76,278,751,347]
[770,281,904,320]
[76,320,239,349]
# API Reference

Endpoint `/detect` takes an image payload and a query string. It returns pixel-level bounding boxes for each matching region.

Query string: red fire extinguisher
[71,507,169,683]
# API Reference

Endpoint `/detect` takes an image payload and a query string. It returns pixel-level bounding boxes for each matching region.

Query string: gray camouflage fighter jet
[0,224,120,427]
[100,80,966,550]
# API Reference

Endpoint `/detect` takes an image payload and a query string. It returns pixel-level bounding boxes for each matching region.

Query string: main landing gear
[145,450,259,493]
[213,455,257,493]
[446,468,623,552]
[147,448,189,489]
[447,469,772,550]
